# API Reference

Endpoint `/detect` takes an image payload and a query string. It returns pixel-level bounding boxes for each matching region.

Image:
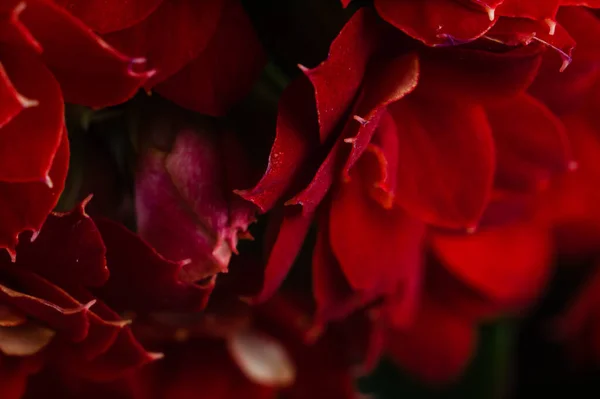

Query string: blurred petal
[0,47,63,182]
[154,0,265,115]
[387,296,476,383]
[431,223,552,308]
[302,8,381,142]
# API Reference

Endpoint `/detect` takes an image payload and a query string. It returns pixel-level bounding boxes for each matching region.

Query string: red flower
[239,5,575,301]
[0,201,157,399]
[57,0,266,116]
[0,0,153,253]
[232,4,597,381]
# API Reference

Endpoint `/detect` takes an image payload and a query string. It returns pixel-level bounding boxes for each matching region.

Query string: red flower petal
[302,8,381,142]
[329,153,425,297]
[104,0,225,87]
[236,78,319,213]
[95,218,211,312]
[0,64,26,129]
[389,94,495,229]
[252,208,314,303]
[312,213,372,324]
[488,93,573,192]
[374,0,495,46]
[362,113,399,208]
[20,0,153,107]
[14,200,108,288]
[0,129,69,252]
[55,0,164,34]
[0,47,63,182]
[386,296,476,383]
[431,223,552,308]
[154,0,265,116]
[0,355,43,399]
[529,7,600,114]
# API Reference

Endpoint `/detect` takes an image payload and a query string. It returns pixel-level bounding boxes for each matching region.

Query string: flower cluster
[2,0,600,397]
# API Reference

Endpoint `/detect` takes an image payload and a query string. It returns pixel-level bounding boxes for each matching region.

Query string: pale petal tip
[484,5,495,21]
[16,94,38,109]
[43,175,53,189]
[545,19,557,36]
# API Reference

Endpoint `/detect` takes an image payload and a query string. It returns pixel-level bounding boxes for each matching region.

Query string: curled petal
[236,78,319,213]
[302,8,382,142]
[386,296,476,383]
